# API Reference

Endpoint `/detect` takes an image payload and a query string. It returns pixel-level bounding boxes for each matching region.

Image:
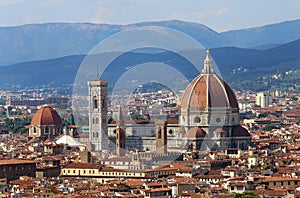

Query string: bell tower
[88,78,108,151]
[156,120,167,154]
[116,107,126,157]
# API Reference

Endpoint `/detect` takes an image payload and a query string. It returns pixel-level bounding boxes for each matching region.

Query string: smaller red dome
[177,126,186,133]
[232,126,250,137]
[30,106,62,126]
[185,127,206,138]
[214,128,226,133]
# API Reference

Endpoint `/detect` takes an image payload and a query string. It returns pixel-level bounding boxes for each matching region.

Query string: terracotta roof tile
[0,159,36,165]
[185,127,206,138]
[30,106,62,126]
[181,74,238,109]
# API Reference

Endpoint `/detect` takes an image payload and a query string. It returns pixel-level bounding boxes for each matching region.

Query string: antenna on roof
[96,66,99,79]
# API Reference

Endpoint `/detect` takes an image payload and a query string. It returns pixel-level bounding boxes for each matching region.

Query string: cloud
[91,6,115,24]
[194,8,229,19]
[170,7,229,22]
[36,0,63,7]
[91,2,137,25]
[0,0,26,5]
[216,8,229,16]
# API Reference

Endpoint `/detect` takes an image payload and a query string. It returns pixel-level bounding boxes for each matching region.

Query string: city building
[88,50,251,155]
[28,106,62,139]
[0,159,36,182]
[181,50,251,150]
[88,78,108,151]
[256,91,272,107]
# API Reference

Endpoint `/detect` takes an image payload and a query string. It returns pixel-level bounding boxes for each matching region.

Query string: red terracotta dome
[185,127,206,138]
[30,106,62,126]
[181,50,238,110]
[181,74,238,109]
[232,125,250,137]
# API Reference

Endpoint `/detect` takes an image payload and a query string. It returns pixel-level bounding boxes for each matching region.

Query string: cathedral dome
[30,106,62,126]
[181,50,238,110]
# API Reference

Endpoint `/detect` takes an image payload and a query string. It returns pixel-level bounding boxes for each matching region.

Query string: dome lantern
[202,49,214,74]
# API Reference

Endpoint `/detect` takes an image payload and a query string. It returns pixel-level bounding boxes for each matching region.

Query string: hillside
[0,39,299,92]
[220,19,300,48]
[212,39,300,78]
[0,19,300,65]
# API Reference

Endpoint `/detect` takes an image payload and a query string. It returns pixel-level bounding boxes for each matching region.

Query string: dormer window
[45,127,49,134]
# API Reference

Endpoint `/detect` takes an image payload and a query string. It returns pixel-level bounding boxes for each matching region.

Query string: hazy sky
[0,0,299,32]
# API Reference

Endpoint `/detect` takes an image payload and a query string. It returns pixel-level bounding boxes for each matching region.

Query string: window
[102,99,105,108]
[93,96,98,109]
[194,116,201,123]
[158,127,161,138]
[237,186,243,190]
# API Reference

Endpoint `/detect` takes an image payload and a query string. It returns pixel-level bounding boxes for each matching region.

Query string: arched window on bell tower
[93,96,98,109]
[102,99,105,108]
[158,127,161,138]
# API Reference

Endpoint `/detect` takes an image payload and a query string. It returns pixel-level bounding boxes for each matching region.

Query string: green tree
[20,128,29,134]
[232,192,258,198]
[0,117,31,133]
[263,124,278,131]
[67,114,75,125]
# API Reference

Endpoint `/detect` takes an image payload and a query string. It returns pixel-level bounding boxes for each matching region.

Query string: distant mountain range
[0,19,300,92]
[0,38,299,91]
[1,19,300,66]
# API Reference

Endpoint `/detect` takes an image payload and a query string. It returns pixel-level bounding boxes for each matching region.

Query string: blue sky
[0,0,299,32]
